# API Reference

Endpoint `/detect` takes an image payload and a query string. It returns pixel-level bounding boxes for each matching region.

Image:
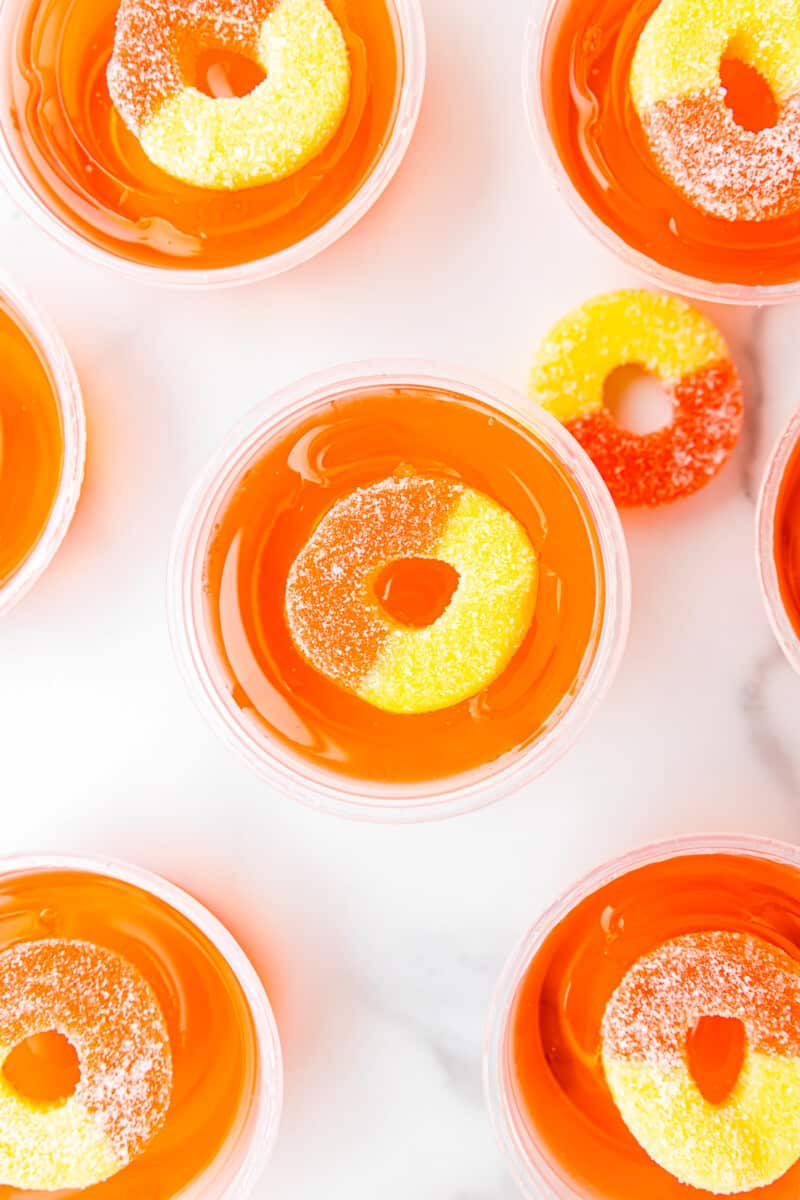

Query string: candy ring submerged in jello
[286,474,539,715]
[530,291,744,507]
[0,938,172,1190]
[630,0,800,222]
[108,0,351,190]
[602,931,800,1194]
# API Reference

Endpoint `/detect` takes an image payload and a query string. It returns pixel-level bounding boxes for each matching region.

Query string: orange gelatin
[0,0,400,271]
[775,435,800,640]
[538,0,800,287]
[0,866,262,1200]
[0,297,63,592]
[512,851,800,1200]
[204,385,604,785]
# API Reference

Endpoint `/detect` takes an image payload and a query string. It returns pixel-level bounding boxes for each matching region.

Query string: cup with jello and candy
[530,0,800,301]
[486,834,800,1200]
[169,363,631,821]
[0,0,425,284]
[758,408,800,674]
[0,275,84,617]
[0,854,282,1199]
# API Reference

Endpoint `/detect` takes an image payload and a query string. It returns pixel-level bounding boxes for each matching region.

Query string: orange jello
[0,855,282,1199]
[170,367,630,819]
[487,838,800,1200]
[775,432,800,642]
[0,282,84,616]
[534,0,800,294]
[758,409,800,674]
[0,0,421,278]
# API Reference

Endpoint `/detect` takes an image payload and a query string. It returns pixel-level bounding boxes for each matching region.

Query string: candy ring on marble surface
[108,0,351,190]
[285,473,539,715]
[630,0,800,222]
[529,290,744,507]
[601,931,800,1194]
[0,938,173,1191]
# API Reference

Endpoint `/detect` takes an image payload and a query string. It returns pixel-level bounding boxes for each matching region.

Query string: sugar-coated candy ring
[0,938,173,1191]
[108,0,351,190]
[529,290,744,507]
[630,0,800,221]
[601,931,800,1194]
[285,474,538,715]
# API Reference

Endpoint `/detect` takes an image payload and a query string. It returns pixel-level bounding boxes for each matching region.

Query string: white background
[1,0,799,1194]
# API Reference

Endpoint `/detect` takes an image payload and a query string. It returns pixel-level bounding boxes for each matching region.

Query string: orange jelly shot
[536,0,800,291]
[0,857,280,1199]
[0,0,405,274]
[172,370,629,815]
[775,434,800,641]
[491,841,800,1200]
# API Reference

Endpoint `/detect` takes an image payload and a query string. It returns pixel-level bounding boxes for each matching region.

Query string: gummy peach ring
[630,0,800,221]
[601,931,800,1195]
[285,474,539,715]
[529,290,744,507]
[108,0,351,190]
[0,938,173,1191]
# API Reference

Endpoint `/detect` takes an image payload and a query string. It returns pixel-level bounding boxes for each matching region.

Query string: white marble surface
[1,0,799,1195]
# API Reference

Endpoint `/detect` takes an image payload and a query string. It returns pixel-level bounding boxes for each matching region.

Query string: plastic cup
[525,0,800,305]
[168,360,631,823]
[757,408,800,674]
[0,852,283,1200]
[484,833,800,1200]
[0,0,425,288]
[0,274,85,617]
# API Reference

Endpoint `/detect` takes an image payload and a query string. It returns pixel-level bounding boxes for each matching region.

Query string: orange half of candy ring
[529,290,744,508]
[285,474,539,715]
[601,931,800,1194]
[108,0,351,190]
[630,0,800,222]
[0,938,173,1191]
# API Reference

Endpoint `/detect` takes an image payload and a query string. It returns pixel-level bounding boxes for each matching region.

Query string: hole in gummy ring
[686,1015,746,1105]
[374,558,460,628]
[3,1031,81,1105]
[720,55,780,132]
[191,47,267,99]
[603,364,673,435]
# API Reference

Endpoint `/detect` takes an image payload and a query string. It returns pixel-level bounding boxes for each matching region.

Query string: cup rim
[0,0,426,289]
[0,273,86,617]
[0,851,284,1200]
[523,1,800,307]
[756,408,800,674]
[484,832,800,1200]
[167,358,632,824]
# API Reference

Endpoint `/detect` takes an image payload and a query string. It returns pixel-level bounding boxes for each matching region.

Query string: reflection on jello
[0,0,403,272]
[536,0,800,290]
[493,842,800,1200]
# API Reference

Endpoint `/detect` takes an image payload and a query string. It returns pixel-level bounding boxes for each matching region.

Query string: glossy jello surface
[203,385,605,785]
[512,851,800,1200]
[538,0,800,288]
[0,297,63,591]
[0,866,260,1199]
[0,0,400,271]
[775,434,800,640]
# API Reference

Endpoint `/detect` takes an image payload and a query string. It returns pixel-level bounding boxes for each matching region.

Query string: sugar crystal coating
[529,290,743,507]
[0,938,172,1191]
[601,931,800,1194]
[285,474,539,715]
[630,0,800,221]
[108,0,351,190]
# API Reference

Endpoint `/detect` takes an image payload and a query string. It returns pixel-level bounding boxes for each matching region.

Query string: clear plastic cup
[525,1,800,305]
[0,852,284,1200]
[0,0,425,288]
[757,408,800,674]
[168,360,631,823]
[485,833,800,1200]
[0,274,85,617]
